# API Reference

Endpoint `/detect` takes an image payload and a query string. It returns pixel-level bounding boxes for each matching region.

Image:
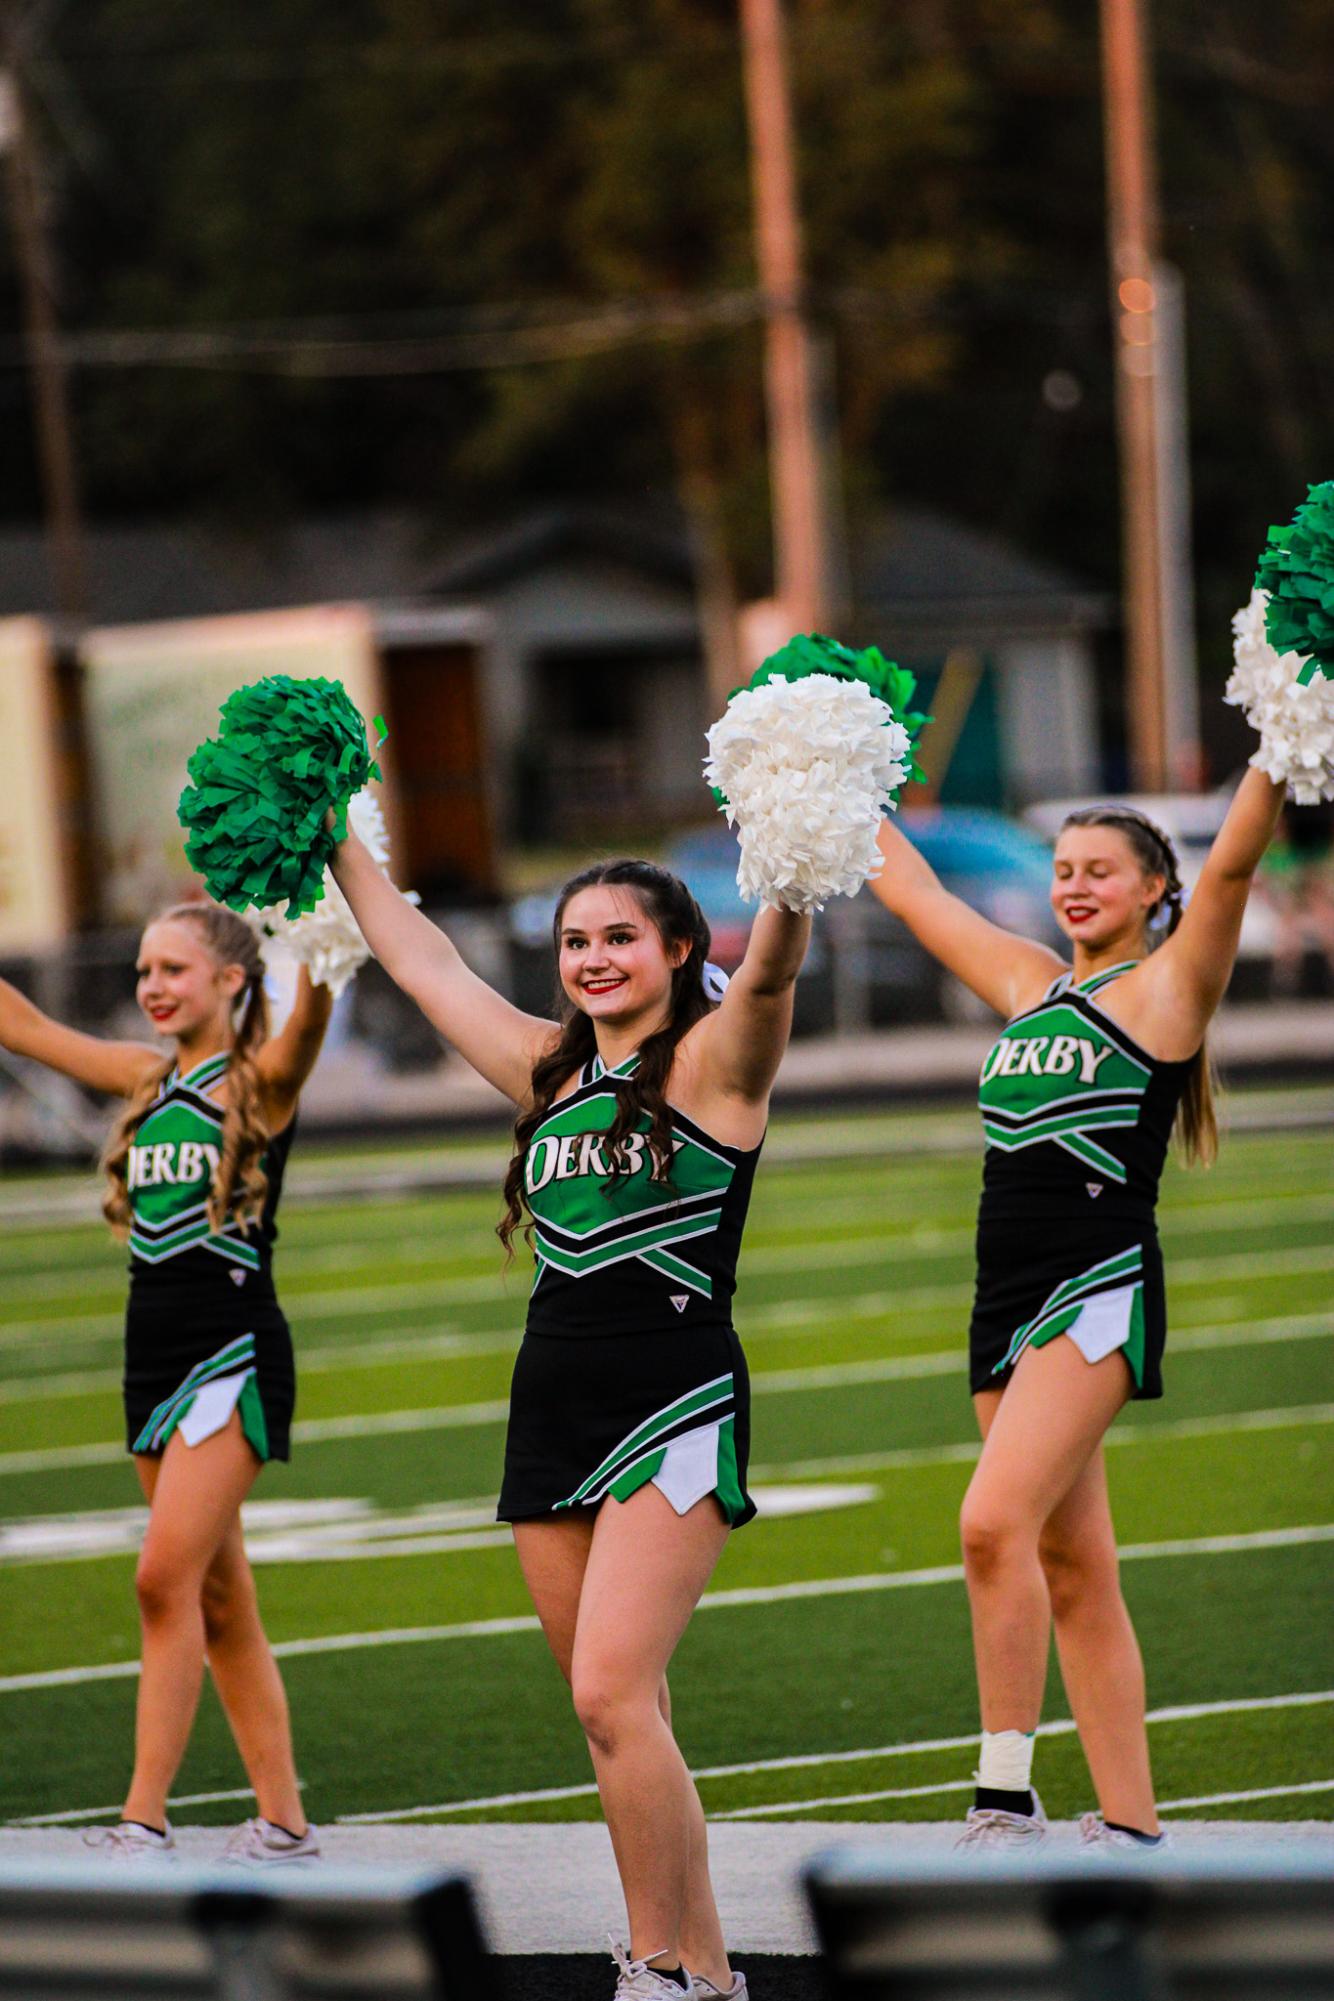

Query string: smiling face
[1050,823,1165,954]
[136,917,245,1044]
[556,884,687,1030]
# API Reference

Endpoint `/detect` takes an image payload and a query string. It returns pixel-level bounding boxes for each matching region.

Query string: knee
[571,1667,652,1757]
[201,1563,257,1646]
[1039,1531,1118,1621]
[135,1549,196,1625]
[959,1492,1029,1585]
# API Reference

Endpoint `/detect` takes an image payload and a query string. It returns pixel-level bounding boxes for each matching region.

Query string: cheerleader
[331,834,809,2000]
[0,902,330,1862]
[870,771,1285,1847]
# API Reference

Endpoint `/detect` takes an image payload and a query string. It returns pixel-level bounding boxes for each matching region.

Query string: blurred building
[0,503,1109,947]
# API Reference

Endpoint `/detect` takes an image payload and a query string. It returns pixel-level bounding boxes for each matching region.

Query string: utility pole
[1100,0,1198,792]
[738,0,829,638]
[0,52,87,624]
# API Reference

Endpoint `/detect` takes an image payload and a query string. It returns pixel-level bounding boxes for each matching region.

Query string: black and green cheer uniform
[969,961,1195,1400]
[498,1051,760,1528]
[122,1051,296,1461]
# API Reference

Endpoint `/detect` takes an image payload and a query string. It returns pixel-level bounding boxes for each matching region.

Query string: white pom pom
[1225,589,1334,805]
[250,789,419,997]
[703,674,912,913]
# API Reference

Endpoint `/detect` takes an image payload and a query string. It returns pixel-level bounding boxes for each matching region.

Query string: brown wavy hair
[1060,806,1218,1166]
[498,861,715,1257]
[101,903,273,1240]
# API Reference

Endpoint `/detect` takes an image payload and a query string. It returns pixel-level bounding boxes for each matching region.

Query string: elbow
[747,960,804,999]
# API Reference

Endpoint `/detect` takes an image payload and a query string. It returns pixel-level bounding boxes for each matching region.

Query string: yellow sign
[0,619,69,950]
[82,604,384,924]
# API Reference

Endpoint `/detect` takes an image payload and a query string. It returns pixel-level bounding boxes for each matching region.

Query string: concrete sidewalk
[3,1822,1329,1954]
[298,1001,1334,1132]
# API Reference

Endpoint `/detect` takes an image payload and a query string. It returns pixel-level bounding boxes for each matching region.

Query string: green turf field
[1,1090,1331,1831]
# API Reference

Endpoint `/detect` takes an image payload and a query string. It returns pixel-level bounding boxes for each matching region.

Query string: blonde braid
[101,1057,173,1241]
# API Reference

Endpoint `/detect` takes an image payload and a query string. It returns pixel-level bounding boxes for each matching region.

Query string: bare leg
[124,1415,261,1828]
[515,1490,732,1983]
[959,1340,1130,1735]
[1039,1448,1159,1832]
[657,1676,730,1985]
[200,1517,307,1832]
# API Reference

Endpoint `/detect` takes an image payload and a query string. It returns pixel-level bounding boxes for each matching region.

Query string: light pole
[738,0,830,639]
[1100,0,1198,790]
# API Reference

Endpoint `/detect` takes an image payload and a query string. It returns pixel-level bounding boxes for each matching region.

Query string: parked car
[508,809,1063,1032]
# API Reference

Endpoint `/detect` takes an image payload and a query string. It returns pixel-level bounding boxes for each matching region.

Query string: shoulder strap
[1076,959,1142,996]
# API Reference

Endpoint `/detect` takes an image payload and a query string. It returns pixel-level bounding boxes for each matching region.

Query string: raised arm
[0,976,162,1098]
[870,816,1064,1020]
[1133,768,1286,1052]
[255,968,334,1131]
[694,904,811,1107]
[329,828,555,1105]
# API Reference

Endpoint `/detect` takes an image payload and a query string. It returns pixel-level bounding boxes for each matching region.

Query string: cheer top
[977,962,1195,1225]
[523,1051,761,1339]
[125,1051,293,1298]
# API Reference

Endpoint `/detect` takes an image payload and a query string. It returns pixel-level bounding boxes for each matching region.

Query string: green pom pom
[178,676,382,919]
[710,633,932,807]
[1256,481,1334,687]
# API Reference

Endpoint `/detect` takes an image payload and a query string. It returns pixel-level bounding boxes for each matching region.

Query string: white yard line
[15,1786,259,1827]
[1157,1780,1334,1810]
[11,1187,1334,1310]
[5,1530,1330,1698]
[4,1230,1332,1353]
[714,1781,971,1819]
[7,1314,1332,1476]
[752,1401,1334,1481]
[2,1284,1327,1403]
[332,1691,1334,1823]
[19,1693,1330,1832]
[1,1111,1326,1231]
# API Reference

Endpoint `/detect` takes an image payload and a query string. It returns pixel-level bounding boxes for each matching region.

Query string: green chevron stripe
[533,1208,723,1277]
[133,1336,257,1453]
[130,1220,261,1268]
[983,1101,1140,1142]
[556,1375,734,1509]
[994,1248,1143,1375]
[638,1246,713,1297]
[1054,1132,1129,1179]
[1035,1245,1142,1314]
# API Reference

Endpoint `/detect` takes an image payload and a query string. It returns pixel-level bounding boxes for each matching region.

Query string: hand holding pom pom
[1256,480,1334,688]
[249,789,419,997]
[1226,588,1334,805]
[704,634,929,914]
[178,675,382,918]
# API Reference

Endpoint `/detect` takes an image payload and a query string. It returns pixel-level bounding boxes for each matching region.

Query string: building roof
[0,501,1108,641]
[849,506,1111,642]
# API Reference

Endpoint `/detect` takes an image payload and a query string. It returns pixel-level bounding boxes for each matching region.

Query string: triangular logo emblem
[670,1294,689,1313]
[1086,1183,1103,1199]
[229,1268,246,1286]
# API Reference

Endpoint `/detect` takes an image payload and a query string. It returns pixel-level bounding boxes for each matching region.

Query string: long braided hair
[101,903,273,1240]
[498,861,715,1257]
[1059,806,1218,1165]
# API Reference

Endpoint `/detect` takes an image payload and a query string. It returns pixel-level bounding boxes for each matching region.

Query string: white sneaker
[221,1817,321,1866]
[954,1789,1048,1850]
[1079,1813,1172,1854]
[691,1972,748,2001]
[82,1819,176,1864]
[608,1938,694,2000]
